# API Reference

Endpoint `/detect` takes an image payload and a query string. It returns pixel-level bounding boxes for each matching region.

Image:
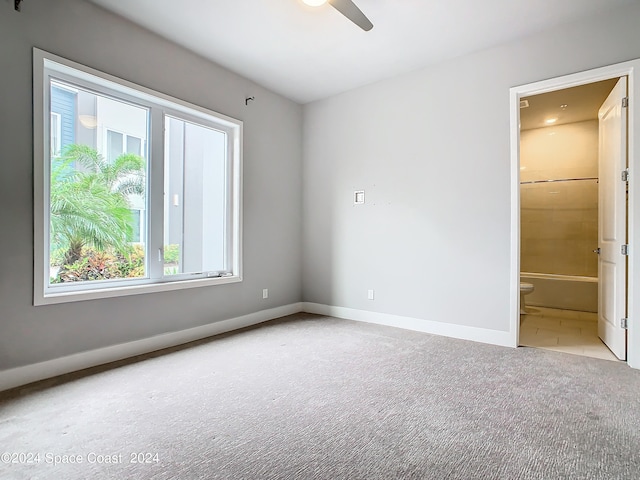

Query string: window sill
[35,275,242,306]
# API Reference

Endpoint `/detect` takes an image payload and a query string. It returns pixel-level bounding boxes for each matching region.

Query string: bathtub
[520,272,598,313]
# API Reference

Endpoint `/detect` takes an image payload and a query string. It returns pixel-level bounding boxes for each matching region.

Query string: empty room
[2,0,640,478]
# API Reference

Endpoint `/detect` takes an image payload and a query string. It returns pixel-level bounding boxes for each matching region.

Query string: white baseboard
[0,303,303,393]
[0,301,517,393]
[303,302,514,348]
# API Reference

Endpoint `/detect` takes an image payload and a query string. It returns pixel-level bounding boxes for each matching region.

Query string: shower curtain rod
[520,176,598,185]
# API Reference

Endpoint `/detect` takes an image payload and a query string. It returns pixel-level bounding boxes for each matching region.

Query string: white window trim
[33,48,243,306]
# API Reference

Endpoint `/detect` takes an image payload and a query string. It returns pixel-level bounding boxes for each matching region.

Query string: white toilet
[520,282,535,314]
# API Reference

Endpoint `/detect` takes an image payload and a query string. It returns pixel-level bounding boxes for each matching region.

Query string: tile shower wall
[520,120,598,277]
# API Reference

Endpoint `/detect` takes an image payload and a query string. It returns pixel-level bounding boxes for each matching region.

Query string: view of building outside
[49,80,229,285]
[49,80,148,283]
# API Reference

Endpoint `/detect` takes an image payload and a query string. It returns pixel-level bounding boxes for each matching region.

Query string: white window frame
[33,48,243,306]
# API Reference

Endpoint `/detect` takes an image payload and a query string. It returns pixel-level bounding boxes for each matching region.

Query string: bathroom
[518,78,621,361]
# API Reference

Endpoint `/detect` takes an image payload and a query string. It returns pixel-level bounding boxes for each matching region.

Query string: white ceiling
[87,0,635,104]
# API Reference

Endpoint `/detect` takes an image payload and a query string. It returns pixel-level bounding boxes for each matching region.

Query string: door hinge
[622,168,630,182]
[621,318,628,329]
[622,97,629,108]
[621,244,629,256]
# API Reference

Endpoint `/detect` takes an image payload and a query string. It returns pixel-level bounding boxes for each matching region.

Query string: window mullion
[147,107,165,281]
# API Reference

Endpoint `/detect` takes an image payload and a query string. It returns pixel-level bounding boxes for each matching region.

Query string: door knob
[593,247,601,254]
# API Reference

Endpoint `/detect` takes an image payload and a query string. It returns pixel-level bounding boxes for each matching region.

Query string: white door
[598,77,628,360]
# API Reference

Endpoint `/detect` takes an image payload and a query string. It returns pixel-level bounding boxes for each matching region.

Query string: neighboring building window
[106,129,143,163]
[50,112,61,156]
[106,129,124,164]
[34,49,242,305]
[127,135,142,156]
[126,208,148,245]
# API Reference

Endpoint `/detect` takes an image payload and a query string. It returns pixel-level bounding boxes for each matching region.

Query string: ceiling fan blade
[328,0,373,31]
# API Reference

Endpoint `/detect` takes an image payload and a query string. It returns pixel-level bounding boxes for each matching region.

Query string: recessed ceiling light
[302,0,328,6]
[545,118,557,124]
[560,104,568,110]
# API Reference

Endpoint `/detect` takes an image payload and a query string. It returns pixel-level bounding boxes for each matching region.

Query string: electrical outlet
[262,288,269,299]
[367,289,374,300]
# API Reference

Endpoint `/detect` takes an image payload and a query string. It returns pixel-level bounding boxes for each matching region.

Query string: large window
[34,49,242,305]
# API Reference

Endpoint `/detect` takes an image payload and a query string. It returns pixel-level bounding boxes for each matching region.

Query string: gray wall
[0,0,303,370]
[4,0,640,374]
[302,3,640,332]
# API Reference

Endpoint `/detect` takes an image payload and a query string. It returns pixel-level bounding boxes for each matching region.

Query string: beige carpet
[1,313,639,479]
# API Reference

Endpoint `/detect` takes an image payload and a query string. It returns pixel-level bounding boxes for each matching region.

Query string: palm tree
[50,144,145,266]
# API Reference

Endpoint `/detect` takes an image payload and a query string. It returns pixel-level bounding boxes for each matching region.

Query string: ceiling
[87,0,635,104]
[521,78,619,130]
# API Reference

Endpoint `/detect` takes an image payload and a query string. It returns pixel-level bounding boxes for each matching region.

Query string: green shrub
[164,244,180,264]
[164,265,179,276]
[115,244,145,278]
[50,247,67,267]
[53,246,145,283]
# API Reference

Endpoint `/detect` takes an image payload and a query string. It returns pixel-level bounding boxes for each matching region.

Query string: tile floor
[520,306,619,362]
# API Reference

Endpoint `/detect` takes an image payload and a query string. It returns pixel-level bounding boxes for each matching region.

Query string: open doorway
[518,79,621,361]
[509,59,640,368]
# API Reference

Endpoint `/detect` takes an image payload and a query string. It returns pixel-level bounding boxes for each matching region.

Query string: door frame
[509,59,640,368]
